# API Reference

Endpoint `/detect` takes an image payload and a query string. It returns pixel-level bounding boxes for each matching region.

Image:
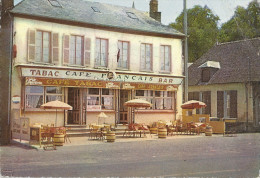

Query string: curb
[11,139,39,150]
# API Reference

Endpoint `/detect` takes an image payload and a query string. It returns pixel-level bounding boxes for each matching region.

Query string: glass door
[119,90,130,124]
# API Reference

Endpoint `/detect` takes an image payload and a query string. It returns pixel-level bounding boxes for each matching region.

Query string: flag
[117,48,120,62]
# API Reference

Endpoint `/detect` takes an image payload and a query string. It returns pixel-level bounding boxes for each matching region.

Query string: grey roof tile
[11,0,184,37]
[189,38,260,85]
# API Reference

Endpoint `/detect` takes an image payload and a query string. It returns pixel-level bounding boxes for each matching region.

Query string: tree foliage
[218,1,260,43]
[170,5,219,62]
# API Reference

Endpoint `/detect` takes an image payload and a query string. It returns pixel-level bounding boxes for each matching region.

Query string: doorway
[119,90,130,124]
[67,88,87,125]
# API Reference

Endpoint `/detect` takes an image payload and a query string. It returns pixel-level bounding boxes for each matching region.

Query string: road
[1,134,260,177]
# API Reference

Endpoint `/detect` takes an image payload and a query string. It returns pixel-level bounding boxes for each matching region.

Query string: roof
[189,38,260,86]
[10,0,184,38]
[198,61,220,69]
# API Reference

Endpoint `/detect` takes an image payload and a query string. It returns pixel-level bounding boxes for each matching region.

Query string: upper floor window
[35,31,51,63]
[69,35,84,66]
[63,34,91,67]
[95,38,108,67]
[28,29,59,64]
[202,69,210,82]
[140,43,152,71]
[160,45,171,72]
[117,41,129,69]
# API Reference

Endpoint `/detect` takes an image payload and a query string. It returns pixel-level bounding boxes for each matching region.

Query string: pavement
[11,133,224,150]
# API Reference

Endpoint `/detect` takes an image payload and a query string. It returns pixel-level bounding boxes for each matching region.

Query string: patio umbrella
[181,100,206,109]
[124,99,152,123]
[124,99,152,108]
[181,100,207,123]
[97,112,108,124]
[40,100,73,127]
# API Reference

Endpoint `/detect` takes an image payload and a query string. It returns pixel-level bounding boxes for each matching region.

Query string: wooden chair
[166,125,176,136]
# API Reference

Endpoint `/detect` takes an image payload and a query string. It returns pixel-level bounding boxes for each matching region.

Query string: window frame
[87,88,115,110]
[134,90,174,110]
[69,34,84,66]
[24,86,64,111]
[117,40,130,70]
[95,38,109,68]
[201,68,210,82]
[35,30,51,63]
[140,43,153,72]
[160,45,171,73]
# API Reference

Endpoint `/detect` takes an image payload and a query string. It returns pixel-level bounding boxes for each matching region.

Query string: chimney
[149,0,161,22]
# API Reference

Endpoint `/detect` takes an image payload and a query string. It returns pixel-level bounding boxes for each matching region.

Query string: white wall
[14,17,183,76]
[12,17,184,126]
[189,83,254,122]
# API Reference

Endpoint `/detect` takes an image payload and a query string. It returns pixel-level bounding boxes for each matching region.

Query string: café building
[10,0,185,128]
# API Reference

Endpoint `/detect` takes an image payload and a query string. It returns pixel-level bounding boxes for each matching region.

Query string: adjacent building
[8,0,185,131]
[188,38,260,132]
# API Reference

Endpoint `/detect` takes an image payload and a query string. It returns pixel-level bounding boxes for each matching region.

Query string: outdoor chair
[176,121,188,135]
[137,124,151,137]
[166,125,176,136]
[123,124,136,137]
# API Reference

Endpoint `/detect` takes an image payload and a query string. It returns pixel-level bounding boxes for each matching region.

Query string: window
[25,86,44,108]
[87,88,114,110]
[135,90,174,110]
[188,91,211,115]
[46,87,63,102]
[101,89,114,110]
[95,38,108,67]
[202,69,210,82]
[135,90,153,107]
[140,43,152,71]
[118,41,129,69]
[91,7,100,13]
[155,91,173,109]
[25,86,63,109]
[35,30,51,63]
[160,45,171,72]
[48,0,62,7]
[126,12,138,19]
[69,35,84,66]
[217,90,237,118]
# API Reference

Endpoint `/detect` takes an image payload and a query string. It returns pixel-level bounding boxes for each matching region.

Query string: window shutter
[27,29,36,62]
[84,37,91,66]
[230,90,237,118]
[63,34,70,65]
[52,33,59,64]
[217,91,224,118]
[203,91,211,115]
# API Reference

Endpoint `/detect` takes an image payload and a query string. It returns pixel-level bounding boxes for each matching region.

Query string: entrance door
[68,88,81,125]
[119,90,130,124]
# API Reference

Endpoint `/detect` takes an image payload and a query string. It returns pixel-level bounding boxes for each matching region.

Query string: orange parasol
[40,100,72,126]
[181,100,206,109]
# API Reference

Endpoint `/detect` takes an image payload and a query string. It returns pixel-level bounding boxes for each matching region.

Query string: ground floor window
[217,90,237,118]
[87,88,114,110]
[188,91,211,115]
[25,86,63,109]
[134,90,175,110]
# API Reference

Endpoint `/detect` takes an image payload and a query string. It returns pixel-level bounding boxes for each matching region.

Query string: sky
[14,0,257,26]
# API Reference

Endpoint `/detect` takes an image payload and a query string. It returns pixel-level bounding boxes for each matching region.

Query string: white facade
[11,16,184,128]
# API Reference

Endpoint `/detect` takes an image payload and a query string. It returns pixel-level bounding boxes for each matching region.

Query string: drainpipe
[245,82,249,132]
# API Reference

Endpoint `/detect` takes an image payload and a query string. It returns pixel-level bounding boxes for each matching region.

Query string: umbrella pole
[55,109,57,127]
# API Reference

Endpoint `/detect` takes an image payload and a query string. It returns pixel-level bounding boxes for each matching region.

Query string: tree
[218,0,260,43]
[170,5,219,62]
